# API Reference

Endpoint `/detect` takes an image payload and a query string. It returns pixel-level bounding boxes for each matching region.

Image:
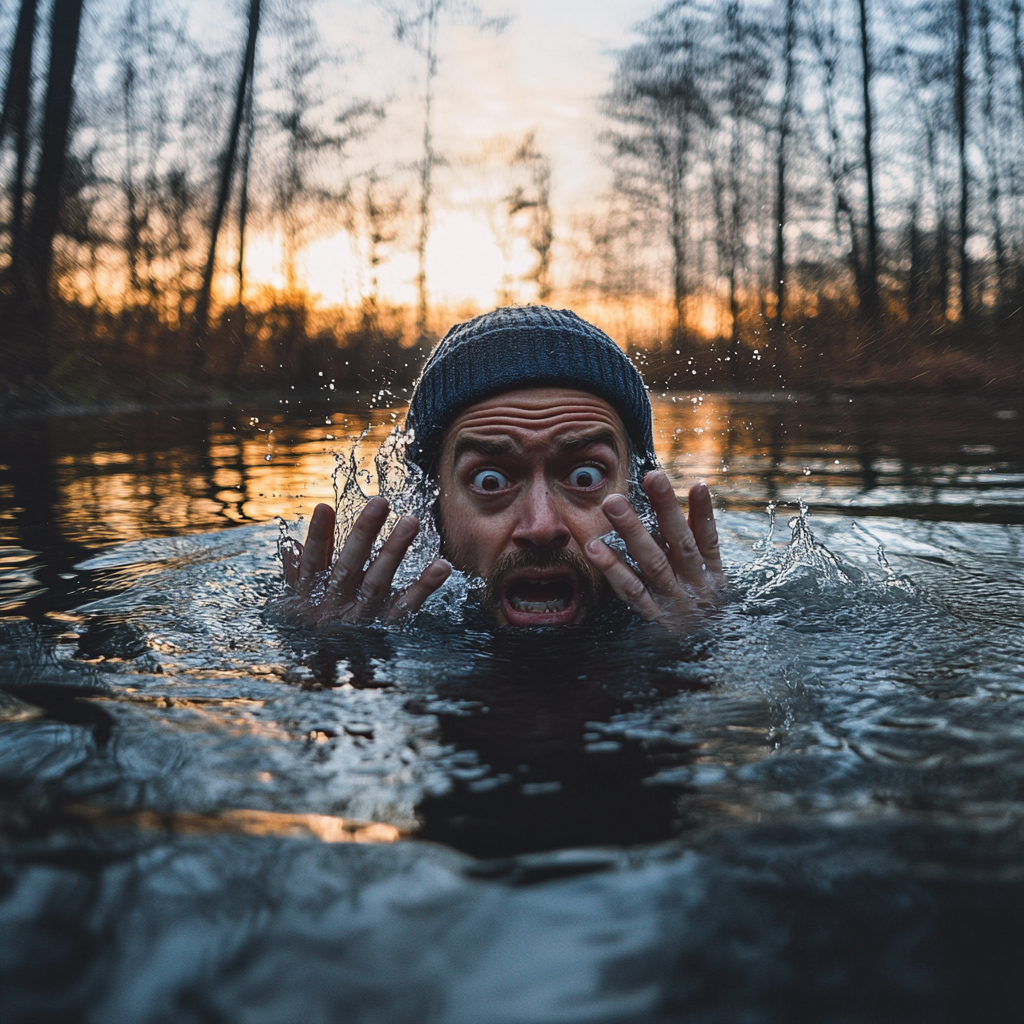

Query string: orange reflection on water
[66,804,405,843]
[2,393,1020,578]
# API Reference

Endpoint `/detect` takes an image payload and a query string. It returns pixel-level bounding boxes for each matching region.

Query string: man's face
[436,387,632,626]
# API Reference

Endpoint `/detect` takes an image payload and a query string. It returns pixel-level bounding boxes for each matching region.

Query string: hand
[279,498,451,627]
[584,471,723,627]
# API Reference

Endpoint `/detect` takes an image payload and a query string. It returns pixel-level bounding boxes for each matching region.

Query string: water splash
[751,501,777,554]
[851,521,917,594]
[278,424,447,616]
[739,501,908,603]
[275,516,302,571]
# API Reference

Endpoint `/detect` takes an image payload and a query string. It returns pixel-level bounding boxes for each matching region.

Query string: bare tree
[604,1,711,343]
[977,0,1006,308]
[772,0,799,332]
[954,0,970,324]
[268,8,382,293]
[705,0,771,361]
[891,7,955,322]
[193,0,261,370]
[508,132,554,302]
[857,0,880,320]
[1014,0,1024,119]
[380,0,508,337]
[232,44,256,369]
[0,0,39,296]
[807,0,869,314]
[13,0,87,381]
[260,1,383,371]
[353,168,404,326]
[1012,0,1024,303]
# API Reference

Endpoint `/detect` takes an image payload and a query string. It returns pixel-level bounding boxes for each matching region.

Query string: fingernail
[649,471,672,494]
[586,538,604,555]
[604,494,630,517]
[366,496,388,515]
[394,516,417,538]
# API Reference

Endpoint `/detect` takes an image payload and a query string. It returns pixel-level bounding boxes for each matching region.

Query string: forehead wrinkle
[450,407,624,434]
[441,389,629,469]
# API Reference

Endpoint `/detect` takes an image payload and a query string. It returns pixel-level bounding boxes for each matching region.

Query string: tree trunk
[954,0,970,326]
[772,0,797,334]
[728,123,741,372]
[415,3,438,338]
[228,65,256,382]
[1012,0,1024,305]
[13,0,86,382]
[937,210,950,320]
[857,0,880,321]
[193,0,261,373]
[907,193,922,321]
[0,0,39,296]
[122,55,143,300]
[979,0,1006,308]
[1012,0,1024,126]
[669,113,687,344]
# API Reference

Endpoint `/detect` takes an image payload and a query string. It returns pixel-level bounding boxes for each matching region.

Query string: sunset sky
[193,0,663,310]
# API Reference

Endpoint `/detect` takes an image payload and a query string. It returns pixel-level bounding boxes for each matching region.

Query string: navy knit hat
[406,305,655,477]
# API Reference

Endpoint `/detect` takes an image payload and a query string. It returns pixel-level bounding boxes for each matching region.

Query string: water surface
[1,392,1022,1022]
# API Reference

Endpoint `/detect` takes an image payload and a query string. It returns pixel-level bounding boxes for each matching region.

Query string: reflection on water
[657,393,1024,517]
[1,393,1020,616]
[1,393,1023,1021]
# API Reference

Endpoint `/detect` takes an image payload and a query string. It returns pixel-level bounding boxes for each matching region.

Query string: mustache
[483,547,610,611]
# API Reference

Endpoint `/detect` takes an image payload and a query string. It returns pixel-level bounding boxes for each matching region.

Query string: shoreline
[1,382,1021,424]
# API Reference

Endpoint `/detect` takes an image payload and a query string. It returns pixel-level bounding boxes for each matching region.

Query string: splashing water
[730,500,924,612]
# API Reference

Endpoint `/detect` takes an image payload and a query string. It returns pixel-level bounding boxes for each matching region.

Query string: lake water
[1,391,1023,1022]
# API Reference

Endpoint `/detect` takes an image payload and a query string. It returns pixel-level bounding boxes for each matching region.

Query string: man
[281,306,722,629]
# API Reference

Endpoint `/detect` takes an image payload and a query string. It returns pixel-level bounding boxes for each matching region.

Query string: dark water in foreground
[1,392,1023,1022]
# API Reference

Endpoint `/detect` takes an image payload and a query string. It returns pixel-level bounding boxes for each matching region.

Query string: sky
[205,0,664,310]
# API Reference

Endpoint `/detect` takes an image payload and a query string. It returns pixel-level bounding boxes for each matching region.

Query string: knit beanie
[406,305,655,477]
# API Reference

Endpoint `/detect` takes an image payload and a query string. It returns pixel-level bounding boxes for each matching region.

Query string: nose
[511,480,571,552]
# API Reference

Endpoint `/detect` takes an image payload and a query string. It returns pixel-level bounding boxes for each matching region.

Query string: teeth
[509,596,567,613]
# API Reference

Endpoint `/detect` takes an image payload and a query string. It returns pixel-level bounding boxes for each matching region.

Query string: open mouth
[502,573,578,626]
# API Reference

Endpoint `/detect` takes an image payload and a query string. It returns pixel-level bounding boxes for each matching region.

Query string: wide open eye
[472,469,510,492]
[567,465,605,489]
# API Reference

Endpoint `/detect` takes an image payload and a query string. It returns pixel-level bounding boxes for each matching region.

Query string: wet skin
[282,388,723,629]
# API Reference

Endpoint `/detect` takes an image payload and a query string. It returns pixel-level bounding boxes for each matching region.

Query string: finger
[600,492,679,596]
[642,471,708,586]
[350,515,421,619]
[327,496,390,602]
[283,539,303,588]
[687,483,723,574]
[387,559,452,621]
[584,536,665,620]
[299,504,336,582]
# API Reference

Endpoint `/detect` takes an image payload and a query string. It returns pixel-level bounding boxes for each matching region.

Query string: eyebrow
[553,430,622,456]
[452,436,519,461]
[452,429,621,463]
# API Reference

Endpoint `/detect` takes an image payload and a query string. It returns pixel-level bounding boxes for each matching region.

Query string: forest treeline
[586,0,1024,384]
[1,0,1022,409]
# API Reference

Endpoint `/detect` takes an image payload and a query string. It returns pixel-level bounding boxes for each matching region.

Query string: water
[1,392,1023,1022]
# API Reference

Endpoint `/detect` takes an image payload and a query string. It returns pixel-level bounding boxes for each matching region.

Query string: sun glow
[236,210,520,313]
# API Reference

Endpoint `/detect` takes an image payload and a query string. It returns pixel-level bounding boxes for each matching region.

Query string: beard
[481,546,613,625]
